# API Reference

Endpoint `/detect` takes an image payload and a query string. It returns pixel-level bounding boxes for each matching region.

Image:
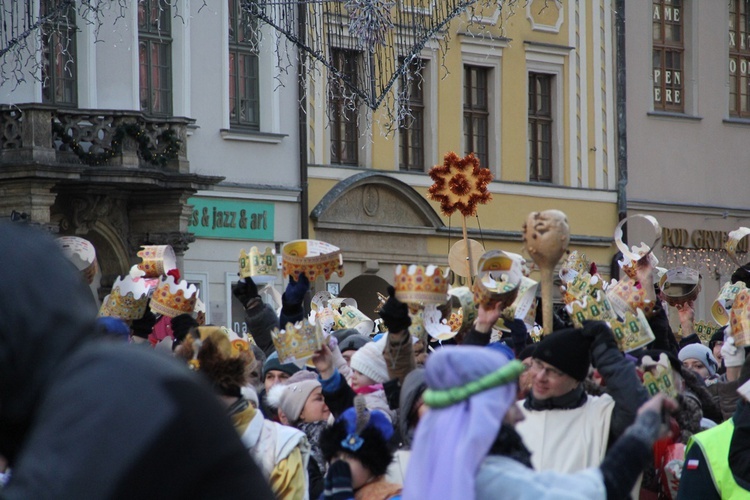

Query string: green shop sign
[187,198,274,240]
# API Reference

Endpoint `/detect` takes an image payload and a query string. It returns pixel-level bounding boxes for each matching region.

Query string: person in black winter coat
[0,223,272,500]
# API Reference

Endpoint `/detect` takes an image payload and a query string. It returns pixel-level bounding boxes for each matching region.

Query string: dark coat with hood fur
[0,224,271,500]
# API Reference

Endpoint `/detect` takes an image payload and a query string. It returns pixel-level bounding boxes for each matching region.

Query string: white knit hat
[350,337,389,384]
[267,370,321,423]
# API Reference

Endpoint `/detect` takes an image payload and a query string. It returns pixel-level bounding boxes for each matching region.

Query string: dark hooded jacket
[0,224,272,500]
[398,368,426,449]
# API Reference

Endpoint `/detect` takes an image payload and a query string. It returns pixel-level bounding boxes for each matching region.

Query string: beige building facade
[625,1,750,329]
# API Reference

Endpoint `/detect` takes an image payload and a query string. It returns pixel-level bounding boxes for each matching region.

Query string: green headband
[422,359,525,409]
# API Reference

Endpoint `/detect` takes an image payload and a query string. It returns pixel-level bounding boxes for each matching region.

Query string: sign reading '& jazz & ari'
[188,198,274,240]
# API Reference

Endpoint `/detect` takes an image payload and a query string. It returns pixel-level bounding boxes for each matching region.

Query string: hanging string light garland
[661,246,745,278]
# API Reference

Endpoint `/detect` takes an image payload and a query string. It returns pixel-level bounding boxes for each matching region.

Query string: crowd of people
[0,222,748,499]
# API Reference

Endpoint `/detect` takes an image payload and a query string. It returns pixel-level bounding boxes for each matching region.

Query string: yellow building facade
[304,0,619,310]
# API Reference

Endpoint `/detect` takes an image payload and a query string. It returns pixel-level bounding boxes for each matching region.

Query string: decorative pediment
[311,172,444,234]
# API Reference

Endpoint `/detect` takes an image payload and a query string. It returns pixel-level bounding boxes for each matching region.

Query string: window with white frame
[464,65,490,169]
[329,48,361,166]
[460,36,504,175]
[729,0,750,118]
[228,0,260,130]
[399,58,426,171]
[138,0,172,116]
[525,43,565,185]
[652,0,684,112]
[528,72,553,182]
[41,0,77,106]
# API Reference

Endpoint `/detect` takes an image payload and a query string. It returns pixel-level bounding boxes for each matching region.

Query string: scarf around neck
[297,420,328,475]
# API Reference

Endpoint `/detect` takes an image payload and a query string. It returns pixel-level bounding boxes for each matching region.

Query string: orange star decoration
[428,152,493,217]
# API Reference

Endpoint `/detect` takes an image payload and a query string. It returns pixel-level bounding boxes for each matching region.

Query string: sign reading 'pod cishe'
[187,197,274,241]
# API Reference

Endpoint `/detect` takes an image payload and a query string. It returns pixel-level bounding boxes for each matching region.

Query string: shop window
[652,0,684,112]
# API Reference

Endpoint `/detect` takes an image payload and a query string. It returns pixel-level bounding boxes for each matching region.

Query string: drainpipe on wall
[615,0,628,229]
[298,1,309,239]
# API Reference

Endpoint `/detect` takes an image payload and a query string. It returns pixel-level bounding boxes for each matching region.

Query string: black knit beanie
[732,264,750,289]
[708,326,727,352]
[532,328,593,381]
[379,286,411,333]
[171,313,198,343]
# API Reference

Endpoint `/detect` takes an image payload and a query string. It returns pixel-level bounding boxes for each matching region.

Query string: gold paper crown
[149,275,199,318]
[559,251,591,283]
[618,243,659,280]
[694,320,720,345]
[137,245,177,278]
[98,275,151,320]
[606,274,656,318]
[240,247,277,279]
[271,319,325,363]
[730,289,750,348]
[608,309,655,353]
[334,305,375,336]
[641,353,678,398]
[394,264,450,306]
[566,291,617,328]
[281,239,344,281]
[563,272,604,305]
[712,281,747,326]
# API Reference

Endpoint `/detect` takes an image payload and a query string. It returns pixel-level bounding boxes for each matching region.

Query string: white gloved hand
[722,334,746,368]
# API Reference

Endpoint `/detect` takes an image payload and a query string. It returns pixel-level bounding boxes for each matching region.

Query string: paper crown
[239,247,277,280]
[281,239,344,281]
[641,353,678,398]
[566,292,654,352]
[606,274,656,318]
[447,287,477,332]
[472,251,522,307]
[712,281,747,326]
[617,243,659,280]
[659,267,701,307]
[566,291,617,328]
[394,264,450,306]
[726,227,750,267]
[562,272,604,305]
[57,236,98,284]
[137,245,176,278]
[98,274,151,320]
[609,309,655,353]
[272,319,325,364]
[149,275,199,318]
[729,288,750,348]
[423,303,457,341]
[503,277,539,327]
[408,308,426,341]
[559,251,591,283]
[694,320,720,345]
[334,305,375,336]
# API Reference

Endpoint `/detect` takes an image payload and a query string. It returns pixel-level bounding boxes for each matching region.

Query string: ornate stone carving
[0,109,23,149]
[63,194,127,236]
